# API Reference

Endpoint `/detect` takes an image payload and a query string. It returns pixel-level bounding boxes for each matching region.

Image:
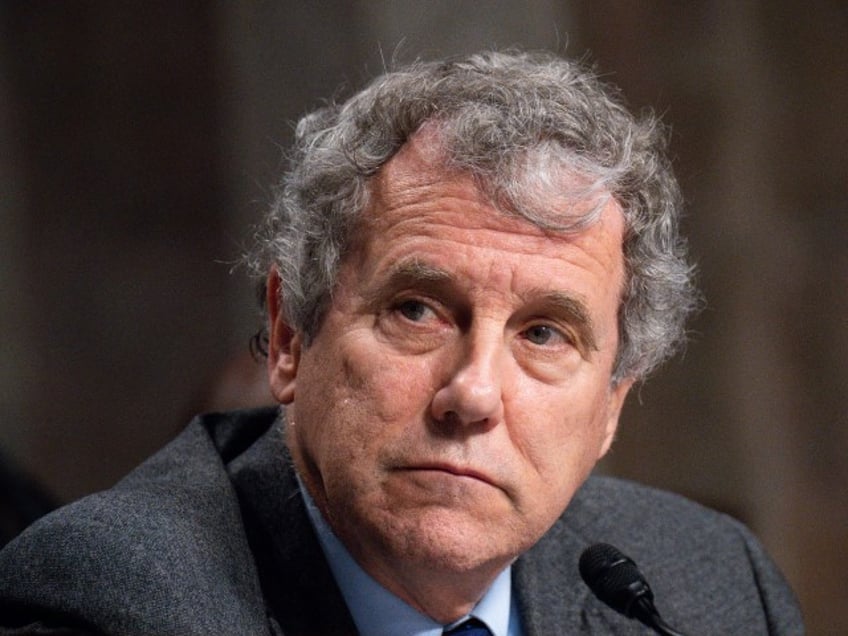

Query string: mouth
[398,462,498,488]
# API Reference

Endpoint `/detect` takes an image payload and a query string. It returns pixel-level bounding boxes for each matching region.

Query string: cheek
[293,338,435,465]
[510,380,614,491]
[342,337,439,423]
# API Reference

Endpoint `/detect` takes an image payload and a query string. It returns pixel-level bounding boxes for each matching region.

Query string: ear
[597,378,634,459]
[266,268,302,405]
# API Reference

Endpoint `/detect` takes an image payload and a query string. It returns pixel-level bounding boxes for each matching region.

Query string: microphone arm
[579,543,688,636]
[629,596,688,636]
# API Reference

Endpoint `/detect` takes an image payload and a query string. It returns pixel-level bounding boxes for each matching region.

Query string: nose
[430,337,505,428]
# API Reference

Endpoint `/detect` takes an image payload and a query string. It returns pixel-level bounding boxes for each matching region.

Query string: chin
[375,508,530,574]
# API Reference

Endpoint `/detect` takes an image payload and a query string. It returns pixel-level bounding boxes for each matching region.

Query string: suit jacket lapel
[514,479,648,635]
[228,414,359,636]
[513,513,599,635]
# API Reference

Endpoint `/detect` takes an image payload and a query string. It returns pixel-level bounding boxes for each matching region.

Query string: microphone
[579,543,688,636]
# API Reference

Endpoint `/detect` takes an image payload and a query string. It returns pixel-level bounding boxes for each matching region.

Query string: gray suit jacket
[0,408,803,634]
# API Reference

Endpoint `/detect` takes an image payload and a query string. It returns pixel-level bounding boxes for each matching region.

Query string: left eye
[396,300,433,322]
[523,324,563,345]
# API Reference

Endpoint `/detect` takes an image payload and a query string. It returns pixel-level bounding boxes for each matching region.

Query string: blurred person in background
[0,450,57,548]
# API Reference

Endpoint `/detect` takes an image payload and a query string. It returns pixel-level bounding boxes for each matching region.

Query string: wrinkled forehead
[365,122,618,235]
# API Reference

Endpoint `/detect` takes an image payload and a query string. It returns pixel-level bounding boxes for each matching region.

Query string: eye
[396,299,434,322]
[522,324,569,346]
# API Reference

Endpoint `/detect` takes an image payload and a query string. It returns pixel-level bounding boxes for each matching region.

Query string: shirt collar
[299,479,515,636]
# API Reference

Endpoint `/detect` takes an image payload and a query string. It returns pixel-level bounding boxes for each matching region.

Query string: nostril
[429,409,493,438]
[441,410,461,427]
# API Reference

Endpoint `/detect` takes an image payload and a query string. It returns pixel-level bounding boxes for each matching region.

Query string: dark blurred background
[0,2,845,633]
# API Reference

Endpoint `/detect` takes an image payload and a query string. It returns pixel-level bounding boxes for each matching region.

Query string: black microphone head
[579,543,655,619]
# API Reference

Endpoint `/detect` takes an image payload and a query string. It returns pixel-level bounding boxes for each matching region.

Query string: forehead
[355,132,626,275]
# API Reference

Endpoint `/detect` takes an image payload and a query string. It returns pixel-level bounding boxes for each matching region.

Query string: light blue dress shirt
[300,484,524,636]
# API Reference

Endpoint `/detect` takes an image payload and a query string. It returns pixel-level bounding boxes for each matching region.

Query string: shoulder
[570,473,731,530]
[519,475,804,634]
[567,475,785,569]
[0,408,281,635]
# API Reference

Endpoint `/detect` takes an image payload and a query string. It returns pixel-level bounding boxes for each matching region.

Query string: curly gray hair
[249,50,698,382]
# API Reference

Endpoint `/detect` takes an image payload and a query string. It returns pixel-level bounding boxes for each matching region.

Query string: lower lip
[398,467,495,492]
[384,467,510,510]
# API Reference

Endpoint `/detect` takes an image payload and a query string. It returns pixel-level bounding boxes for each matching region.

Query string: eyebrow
[361,259,455,308]
[385,259,455,285]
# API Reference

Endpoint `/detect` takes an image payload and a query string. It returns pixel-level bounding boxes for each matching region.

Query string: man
[0,51,802,634]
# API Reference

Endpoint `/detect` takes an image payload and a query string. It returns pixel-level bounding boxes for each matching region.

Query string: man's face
[268,134,632,607]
